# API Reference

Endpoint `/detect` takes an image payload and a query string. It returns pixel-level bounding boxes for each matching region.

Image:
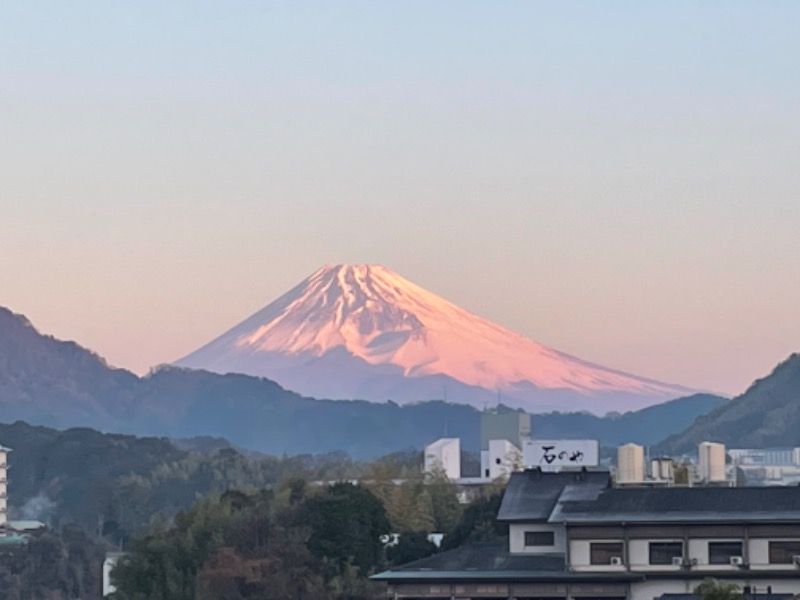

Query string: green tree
[386,532,438,566]
[302,482,390,575]
[425,467,462,534]
[441,491,506,550]
[694,579,741,600]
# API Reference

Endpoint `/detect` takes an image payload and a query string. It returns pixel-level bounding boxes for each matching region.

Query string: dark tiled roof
[372,540,642,583]
[497,469,611,522]
[560,486,800,523]
[392,540,565,573]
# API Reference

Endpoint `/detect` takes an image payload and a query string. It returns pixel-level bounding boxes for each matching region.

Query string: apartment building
[374,469,800,600]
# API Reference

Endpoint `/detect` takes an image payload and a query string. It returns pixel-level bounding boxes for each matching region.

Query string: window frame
[524,530,555,547]
[708,541,744,565]
[769,541,800,564]
[648,541,684,565]
[590,542,624,565]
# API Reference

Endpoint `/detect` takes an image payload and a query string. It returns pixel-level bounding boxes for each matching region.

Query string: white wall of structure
[480,439,520,481]
[617,443,644,484]
[103,553,125,597]
[509,523,566,554]
[698,441,727,482]
[424,438,461,480]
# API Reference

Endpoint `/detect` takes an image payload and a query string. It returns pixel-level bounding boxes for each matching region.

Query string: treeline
[0,420,509,599]
[0,526,109,600]
[0,421,423,543]
[111,475,506,600]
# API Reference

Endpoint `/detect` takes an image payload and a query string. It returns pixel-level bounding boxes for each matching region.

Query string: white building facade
[480,439,521,481]
[375,470,800,600]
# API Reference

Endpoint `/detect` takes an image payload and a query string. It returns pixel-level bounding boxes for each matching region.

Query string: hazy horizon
[3,2,799,396]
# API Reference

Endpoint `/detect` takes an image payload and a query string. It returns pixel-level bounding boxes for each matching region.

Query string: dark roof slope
[560,486,800,523]
[372,540,642,583]
[497,469,611,522]
[393,540,564,573]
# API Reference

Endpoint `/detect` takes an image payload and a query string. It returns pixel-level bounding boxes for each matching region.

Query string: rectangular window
[769,541,800,564]
[708,541,743,565]
[525,531,555,546]
[590,542,624,565]
[649,542,683,565]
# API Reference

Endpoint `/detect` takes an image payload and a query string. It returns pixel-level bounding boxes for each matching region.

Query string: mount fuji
[175,264,695,413]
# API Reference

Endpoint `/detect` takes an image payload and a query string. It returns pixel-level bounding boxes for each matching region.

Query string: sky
[1,2,799,396]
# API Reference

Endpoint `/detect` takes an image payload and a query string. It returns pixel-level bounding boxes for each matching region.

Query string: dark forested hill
[659,354,800,453]
[533,393,725,447]
[0,306,722,457]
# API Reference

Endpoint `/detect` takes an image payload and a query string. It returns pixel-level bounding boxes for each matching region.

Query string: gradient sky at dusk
[2,2,799,396]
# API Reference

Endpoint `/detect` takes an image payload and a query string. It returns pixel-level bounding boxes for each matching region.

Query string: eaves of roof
[554,512,800,524]
[370,570,645,583]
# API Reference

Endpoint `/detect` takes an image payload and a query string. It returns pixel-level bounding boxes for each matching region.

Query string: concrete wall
[480,411,530,451]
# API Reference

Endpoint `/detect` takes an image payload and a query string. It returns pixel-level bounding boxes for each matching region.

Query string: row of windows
[587,541,800,565]
[522,531,800,566]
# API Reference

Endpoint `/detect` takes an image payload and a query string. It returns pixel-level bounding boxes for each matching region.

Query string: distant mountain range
[0,305,724,457]
[176,263,696,413]
[659,354,800,454]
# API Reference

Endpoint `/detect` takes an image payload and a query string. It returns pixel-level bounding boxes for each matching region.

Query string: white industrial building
[616,443,645,485]
[698,441,728,483]
[424,438,461,480]
[728,447,800,486]
[480,439,521,481]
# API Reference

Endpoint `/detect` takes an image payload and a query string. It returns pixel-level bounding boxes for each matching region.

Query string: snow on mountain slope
[175,264,695,412]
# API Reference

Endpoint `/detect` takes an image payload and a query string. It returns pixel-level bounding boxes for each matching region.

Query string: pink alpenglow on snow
[175,264,696,413]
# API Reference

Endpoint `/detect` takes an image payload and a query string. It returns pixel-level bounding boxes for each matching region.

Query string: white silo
[617,443,645,484]
[650,457,675,484]
[698,441,727,483]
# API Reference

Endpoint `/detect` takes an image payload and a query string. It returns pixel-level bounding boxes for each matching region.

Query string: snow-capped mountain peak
[175,263,695,412]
